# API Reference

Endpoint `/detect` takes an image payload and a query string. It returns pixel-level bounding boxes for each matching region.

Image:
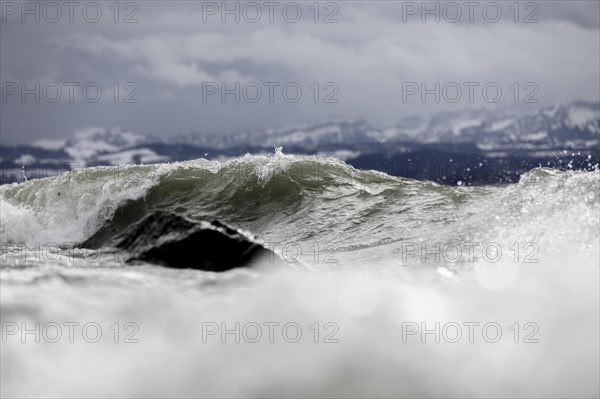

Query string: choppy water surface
[1,151,599,397]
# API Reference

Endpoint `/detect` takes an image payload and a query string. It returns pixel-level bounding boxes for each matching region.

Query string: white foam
[0,163,171,245]
[0,162,598,397]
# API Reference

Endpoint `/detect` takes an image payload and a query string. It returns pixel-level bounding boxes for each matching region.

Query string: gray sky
[1,0,599,145]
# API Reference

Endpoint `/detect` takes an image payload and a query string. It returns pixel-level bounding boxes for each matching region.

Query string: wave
[0,150,428,244]
[1,151,598,268]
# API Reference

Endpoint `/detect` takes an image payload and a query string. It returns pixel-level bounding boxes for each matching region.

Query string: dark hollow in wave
[95,211,279,272]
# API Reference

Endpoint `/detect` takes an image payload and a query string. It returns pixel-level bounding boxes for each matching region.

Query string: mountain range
[1,101,598,185]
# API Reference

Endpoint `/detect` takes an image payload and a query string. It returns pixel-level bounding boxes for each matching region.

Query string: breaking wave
[1,151,598,262]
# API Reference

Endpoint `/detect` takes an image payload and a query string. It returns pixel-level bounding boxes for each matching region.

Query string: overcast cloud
[1,0,599,144]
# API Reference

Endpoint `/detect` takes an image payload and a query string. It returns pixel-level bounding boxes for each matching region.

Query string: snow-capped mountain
[166,101,599,150]
[421,101,599,144]
[31,127,168,165]
[63,127,150,162]
[166,119,381,150]
[2,101,598,185]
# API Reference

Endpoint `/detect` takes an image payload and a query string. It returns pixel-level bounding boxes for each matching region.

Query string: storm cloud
[1,0,599,144]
